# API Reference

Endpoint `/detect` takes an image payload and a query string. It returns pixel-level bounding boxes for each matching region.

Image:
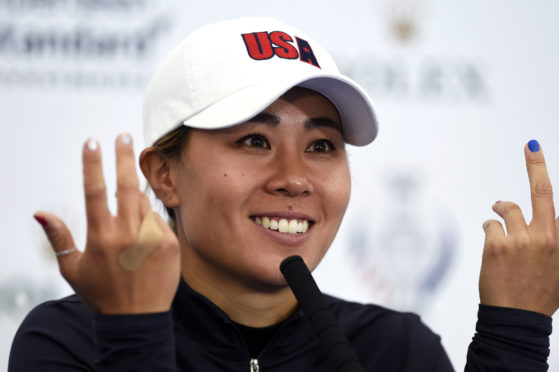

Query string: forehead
[181,86,343,143]
[255,87,341,128]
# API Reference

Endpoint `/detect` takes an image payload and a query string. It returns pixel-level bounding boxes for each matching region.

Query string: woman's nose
[264,151,314,197]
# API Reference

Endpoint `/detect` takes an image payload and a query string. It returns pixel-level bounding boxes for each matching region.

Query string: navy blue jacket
[8,279,552,371]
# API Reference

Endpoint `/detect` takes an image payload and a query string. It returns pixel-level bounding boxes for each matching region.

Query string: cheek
[323,164,351,218]
[176,165,257,229]
[174,166,220,234]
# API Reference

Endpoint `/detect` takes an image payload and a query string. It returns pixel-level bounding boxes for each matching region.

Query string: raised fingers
[525,140,556,230]
[83,138,110,228]
[139,192,151,217]
[482,219,506,253]
[33,211,81,283]
[115,133,140,227]
[483,219,505,240]
[492,201,528,238]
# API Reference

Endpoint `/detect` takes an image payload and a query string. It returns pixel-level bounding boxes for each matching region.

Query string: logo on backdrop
[385,0,422,43]
[336,0,489,104]
[347,171,457,312]
[242,32,320,68]
[0,0,176,89]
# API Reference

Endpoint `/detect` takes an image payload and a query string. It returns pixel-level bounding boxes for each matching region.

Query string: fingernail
[34,215,48,227]
[528,139,540,152]
[87,138,98,152]
[120,133,132,145]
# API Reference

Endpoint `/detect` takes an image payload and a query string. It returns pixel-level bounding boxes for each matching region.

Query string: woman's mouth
[251,216,311,235]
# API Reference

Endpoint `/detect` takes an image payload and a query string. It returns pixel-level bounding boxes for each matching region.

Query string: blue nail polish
[528,139,540,152]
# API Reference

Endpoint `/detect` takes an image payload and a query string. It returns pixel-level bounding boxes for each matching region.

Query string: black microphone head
[280,255,323,313]
[280,255,304,274]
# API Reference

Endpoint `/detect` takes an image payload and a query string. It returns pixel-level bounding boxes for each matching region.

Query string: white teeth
[262,217,270,228]
[253,217,310,235]
[278,219,289,233]
[288,220,298,234]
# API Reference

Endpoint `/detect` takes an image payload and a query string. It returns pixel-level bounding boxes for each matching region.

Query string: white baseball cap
[143,17,378,147]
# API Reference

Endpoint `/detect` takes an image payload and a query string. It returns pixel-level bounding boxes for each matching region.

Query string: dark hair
[152,125,191,234]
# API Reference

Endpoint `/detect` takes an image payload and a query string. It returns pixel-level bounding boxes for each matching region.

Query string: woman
[9,17,558,371]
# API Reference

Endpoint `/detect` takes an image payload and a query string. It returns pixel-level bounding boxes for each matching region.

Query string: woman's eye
[237,134,270,149]
[306,139,336,153]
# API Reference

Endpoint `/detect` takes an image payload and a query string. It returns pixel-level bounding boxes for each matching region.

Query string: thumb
[34,211,81,281]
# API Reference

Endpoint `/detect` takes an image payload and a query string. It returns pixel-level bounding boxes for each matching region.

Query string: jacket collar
[171,278,315,360]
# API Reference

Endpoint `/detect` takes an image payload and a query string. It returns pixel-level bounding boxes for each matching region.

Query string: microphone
[280,255,364,372]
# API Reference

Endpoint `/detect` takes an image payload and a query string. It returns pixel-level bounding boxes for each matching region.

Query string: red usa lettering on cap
[241,31,321,68]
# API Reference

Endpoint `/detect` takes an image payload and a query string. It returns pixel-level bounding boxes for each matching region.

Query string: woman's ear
[139,147,180,208]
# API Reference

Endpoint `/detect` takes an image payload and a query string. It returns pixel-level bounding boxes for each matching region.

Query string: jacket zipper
[250,358,260,372]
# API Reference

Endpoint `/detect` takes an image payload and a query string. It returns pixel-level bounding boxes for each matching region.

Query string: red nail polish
[34,215,48,227]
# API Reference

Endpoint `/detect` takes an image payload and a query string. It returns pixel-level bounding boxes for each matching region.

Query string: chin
[240,256,292,290]
[257,252,324,289]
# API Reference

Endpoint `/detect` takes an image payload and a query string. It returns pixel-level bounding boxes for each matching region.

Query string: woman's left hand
[480,140,559,316]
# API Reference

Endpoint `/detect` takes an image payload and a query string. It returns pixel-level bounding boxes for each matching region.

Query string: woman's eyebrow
[246,113,280,126]
[304,117,342,133]
[247,113,341,133]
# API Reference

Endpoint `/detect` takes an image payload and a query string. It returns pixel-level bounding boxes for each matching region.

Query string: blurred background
[1,0,558,369]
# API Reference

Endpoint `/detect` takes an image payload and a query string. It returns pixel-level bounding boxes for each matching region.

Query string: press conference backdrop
[1,0,558,369]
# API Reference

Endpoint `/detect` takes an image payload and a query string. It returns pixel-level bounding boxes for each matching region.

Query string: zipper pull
[250,358,260,372]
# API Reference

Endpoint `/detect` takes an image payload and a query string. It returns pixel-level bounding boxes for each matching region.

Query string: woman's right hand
[34,133,180,314]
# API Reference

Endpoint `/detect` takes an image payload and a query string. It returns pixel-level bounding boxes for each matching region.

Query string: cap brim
[183,73,378,146]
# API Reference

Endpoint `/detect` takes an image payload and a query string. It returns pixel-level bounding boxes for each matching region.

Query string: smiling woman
[141,88,351,327]
[8,16,559,372]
